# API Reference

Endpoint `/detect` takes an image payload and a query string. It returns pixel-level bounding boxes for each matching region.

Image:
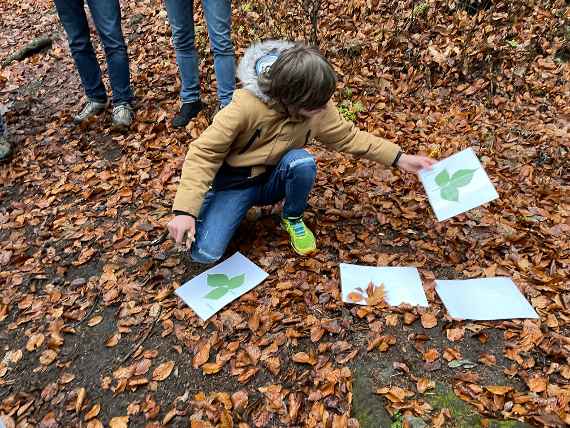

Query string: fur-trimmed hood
[236,40,295,103]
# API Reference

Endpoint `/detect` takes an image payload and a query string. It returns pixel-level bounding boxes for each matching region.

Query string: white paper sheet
[340,263,429,307]
[419,148,499,221]
[175,252,268,321]
[435,277,539,320]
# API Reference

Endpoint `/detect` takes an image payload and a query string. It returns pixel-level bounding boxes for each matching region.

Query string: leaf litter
[0,0,569,427]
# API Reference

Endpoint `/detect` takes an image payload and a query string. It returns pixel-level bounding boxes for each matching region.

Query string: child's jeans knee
[190,244,223,264]
[283,149,317,175]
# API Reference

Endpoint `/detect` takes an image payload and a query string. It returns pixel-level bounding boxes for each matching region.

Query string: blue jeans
[164,0,235,106]
[191,149,317,263]
[54,0,134,105]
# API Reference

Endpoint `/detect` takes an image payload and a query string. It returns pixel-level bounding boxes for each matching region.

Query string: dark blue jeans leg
[191,187,257,264]
[54,0,107,103]
[255,149,317,218]
[86,0,133,105]
[164,0,200,103]
[203,0,235,106]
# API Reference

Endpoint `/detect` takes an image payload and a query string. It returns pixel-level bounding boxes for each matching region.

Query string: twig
[71,291,101,328]
[2,35,55,67]
[119,307,162,364]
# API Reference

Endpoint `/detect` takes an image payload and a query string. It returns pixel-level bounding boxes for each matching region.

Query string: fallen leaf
[446,327,465,341]
[87,315,103,327]
[86,420,103,428]
[347,291,364,302]
[105,333,121,348]
[527,376,547,393]
[403,312,418,325]
[152,361,174,381]
[485,385,513,395]
[417,377,435,393]
[421,312,437,329]
[202,362,223,374]
[84,403,101,421]
[26,333,45,352]
[75,387,86,413]
[423,348,439,363]
[109,416,129,428]
[39,349,58,365]
[192,341,211,369]
[292,352,317,365]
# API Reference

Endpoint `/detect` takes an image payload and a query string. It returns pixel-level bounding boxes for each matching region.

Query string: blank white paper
[435,277,538,320]
[340,263,429,307]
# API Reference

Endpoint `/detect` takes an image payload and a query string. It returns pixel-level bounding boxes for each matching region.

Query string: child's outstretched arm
[315,102,434,171]
[394,153,436,173]
[169,100,248,247]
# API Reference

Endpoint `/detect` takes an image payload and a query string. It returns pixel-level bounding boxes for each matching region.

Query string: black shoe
[172,101,203,128]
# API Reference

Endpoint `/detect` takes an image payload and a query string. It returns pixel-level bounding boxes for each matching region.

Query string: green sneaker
[281,216,317,255]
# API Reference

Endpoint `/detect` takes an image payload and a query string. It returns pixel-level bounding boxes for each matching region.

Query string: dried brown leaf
[152,361,174,381]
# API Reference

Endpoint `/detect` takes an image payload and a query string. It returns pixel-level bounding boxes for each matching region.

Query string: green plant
[390,411,404,428]
[435,168,477,202]
[413,2,429,17]
[204,273,245,299]
[338,100,365,122]
[506,39,519,48]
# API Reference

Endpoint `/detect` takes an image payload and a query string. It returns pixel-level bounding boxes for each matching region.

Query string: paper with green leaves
[419,148,498,221]
[175,252,268,321]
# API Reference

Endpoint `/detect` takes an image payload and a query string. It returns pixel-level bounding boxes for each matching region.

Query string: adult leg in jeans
[255,149,317,218]
[203,0,235,106]
[191,187,258,264]
[86,0,133,106]
[54,0,107,103]
[164,0,200,104]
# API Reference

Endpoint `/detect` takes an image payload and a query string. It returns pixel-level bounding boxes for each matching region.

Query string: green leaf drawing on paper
[227,274,245,289]
[204,287,229,300]
[441,185,459,202]
[449,169,477,187]
[204,273,246,299]
[436,168,477,202]
[207,274,230,287]
[435,169,450,186]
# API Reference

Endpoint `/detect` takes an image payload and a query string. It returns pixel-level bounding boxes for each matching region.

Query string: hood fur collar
[237,40,295,103]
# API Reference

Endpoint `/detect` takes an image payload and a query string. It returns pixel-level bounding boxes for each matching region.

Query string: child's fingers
[421,157,436,169]
[185,223,196,250]
[167,223,179,243]
[185,231,195,250]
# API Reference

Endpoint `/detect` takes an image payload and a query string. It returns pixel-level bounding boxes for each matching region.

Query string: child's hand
[396,154,436,173]
[167,215,196,249]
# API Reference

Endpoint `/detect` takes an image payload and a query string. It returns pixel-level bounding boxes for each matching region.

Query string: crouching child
[168,40,435,263]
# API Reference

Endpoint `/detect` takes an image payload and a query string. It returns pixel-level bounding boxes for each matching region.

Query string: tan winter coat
[173,42,401,217]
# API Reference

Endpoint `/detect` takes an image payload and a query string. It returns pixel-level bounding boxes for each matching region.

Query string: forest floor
[1,0,569,427]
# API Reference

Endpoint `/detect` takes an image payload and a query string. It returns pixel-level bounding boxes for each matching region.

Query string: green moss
[425,383,533,428]
[426,383,480,427]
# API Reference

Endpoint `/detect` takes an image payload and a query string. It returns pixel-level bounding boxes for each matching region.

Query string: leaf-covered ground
[1,0,569,427]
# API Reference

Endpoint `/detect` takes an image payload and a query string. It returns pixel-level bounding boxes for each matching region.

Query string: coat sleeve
[315,102,401,167]
[172,99,248,217]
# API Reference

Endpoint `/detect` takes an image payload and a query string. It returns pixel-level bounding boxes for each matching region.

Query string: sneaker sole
[112,122,131,131]
[290,242,317,256]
